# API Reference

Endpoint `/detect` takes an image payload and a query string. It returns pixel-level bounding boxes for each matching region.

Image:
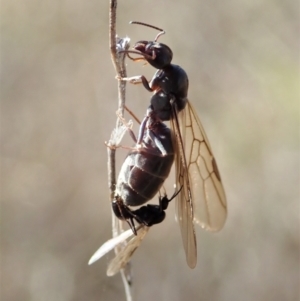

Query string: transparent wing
[88,228,136,265]
[170,100,227,268]
[170,104,197,269]
[184,101,227,230]
[107,226,149,276]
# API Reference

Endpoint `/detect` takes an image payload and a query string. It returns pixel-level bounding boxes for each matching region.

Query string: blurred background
[1,0,299,300]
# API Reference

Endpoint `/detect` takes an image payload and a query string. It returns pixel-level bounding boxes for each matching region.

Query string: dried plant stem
[108,1,132,300]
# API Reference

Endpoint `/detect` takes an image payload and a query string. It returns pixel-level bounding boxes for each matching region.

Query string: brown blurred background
[1,1,299,301]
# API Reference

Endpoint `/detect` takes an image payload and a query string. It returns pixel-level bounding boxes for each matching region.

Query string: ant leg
[159,186,183,210]
[147,130,168,156]
[136,115,149,144]
[112,198,139,235]
[116,111,138,143]
[116,75,153,92]
[140,76,153,92]
[115,105,170,154]
[126,217,138,236]
[134,106,169,156]
[125,105,141,124]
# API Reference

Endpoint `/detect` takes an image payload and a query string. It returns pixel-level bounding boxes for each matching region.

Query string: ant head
[133,41,173,69]
[123,21,173,69]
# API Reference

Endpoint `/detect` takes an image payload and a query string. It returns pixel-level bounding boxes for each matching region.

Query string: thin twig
[108,1,133,300]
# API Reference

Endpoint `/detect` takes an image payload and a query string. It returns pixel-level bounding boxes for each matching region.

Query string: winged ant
[89,21,227,272]
[118,21,227,268]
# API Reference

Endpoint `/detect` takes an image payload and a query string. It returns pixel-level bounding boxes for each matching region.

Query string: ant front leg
[116,75,153,92]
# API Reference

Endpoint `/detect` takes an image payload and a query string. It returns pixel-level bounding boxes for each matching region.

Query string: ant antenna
[130,21,166,42]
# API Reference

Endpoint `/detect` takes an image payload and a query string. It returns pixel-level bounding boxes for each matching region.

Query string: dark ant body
[112,107,180,234]
[112,22,190,234]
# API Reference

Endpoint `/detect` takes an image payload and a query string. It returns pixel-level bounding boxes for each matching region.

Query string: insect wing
[170,101,227,268]
[170,104,197,269]
[183,101,227,231]
[88,228,136,265]
[107,226,149,276]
